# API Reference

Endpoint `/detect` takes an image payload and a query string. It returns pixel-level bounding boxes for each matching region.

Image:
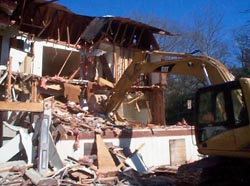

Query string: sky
[57,0,250,32]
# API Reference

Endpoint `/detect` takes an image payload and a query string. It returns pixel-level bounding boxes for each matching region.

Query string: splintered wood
[95,133,117,175]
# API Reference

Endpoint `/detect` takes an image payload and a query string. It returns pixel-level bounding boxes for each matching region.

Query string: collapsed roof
[11,0,175,50]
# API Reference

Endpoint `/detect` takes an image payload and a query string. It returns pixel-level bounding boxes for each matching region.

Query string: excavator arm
[105,51,234,115]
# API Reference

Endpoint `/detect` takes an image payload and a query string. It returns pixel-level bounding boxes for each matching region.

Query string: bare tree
[185,7,229,62]
[235,26,250,68]
[232,9,250,78]
[132,5,229,61]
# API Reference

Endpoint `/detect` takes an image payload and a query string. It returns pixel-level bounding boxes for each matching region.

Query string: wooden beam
[57,27,60,41]
[69,66,80,80]
[128,26,137,46]
[67,26,70,44]
[136,28,144,47]
[0,163,33,173]
[113,45,118,82]
[96,133,117,174]
[37,20,52,37]
[120,24,128,45]
[97,77,114,88]
[0,102,43,112]
[31,79,38,102]
[6,57,12,100]
[104,20,113,38]
[19,23,44,29]
[57,34,82,76]
[113,22,122,42]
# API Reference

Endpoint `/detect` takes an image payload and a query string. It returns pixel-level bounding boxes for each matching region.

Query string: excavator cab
[177,78,250,185]
[194,78,250,157]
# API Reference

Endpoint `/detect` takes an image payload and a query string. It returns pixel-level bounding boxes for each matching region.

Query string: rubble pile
[0,103,177,186]
[0,72,180,185]
[0,1,197,185]
[0,161,176,186]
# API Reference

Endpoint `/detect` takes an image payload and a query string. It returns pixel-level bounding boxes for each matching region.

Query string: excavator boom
[105,51,234,114]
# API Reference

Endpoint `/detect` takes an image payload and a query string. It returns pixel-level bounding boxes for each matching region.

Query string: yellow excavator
[176,77,250,185]
[104,50,250,185]
[176,80,250,185]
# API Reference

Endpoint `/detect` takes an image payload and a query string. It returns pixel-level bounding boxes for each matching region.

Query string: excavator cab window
[231,89,247,126]
[198,91,227,124]
[197,89,228,142]
[195,80,248,143]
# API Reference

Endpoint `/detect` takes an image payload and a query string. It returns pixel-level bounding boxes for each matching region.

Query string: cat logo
[154,64,175,73]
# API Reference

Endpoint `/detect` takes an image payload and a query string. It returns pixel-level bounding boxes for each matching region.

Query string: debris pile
[0,161,176,186]
[0,1,198,185]
[0,71,182,185]
[0,116,177,186]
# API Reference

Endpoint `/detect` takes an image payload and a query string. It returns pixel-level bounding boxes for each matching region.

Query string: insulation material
[9,48,27,72]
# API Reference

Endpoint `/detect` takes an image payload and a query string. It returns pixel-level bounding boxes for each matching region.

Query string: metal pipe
[201,64,211,85]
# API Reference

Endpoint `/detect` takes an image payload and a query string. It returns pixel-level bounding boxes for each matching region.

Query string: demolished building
[0,0,199,185]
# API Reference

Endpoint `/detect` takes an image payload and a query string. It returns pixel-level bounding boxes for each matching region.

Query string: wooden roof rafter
[12,0,176,50]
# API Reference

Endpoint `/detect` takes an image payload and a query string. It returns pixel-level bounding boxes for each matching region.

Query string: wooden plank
[97,77,114,88]
[95,133,117,174]
[0,163,33,173]
[69,66,80,80]
[6,57,12,99]
[31,79,38,102]
[113,45,118,82]
[0,101,43,112]
[57,34,83,76]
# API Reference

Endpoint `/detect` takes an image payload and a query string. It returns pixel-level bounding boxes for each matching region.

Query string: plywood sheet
[95,134,117,174]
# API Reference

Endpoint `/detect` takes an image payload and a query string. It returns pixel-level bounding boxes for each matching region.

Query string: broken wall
[56,129,199,168]
[98,42,134,82]
[33,40,80,76]
[6,36,81,77]
[150,53,168,86]
[42,46,80,76]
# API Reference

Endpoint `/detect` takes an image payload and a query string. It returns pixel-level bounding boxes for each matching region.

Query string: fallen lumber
[0,163,33,173]
[0,101,44,112]
[95,133,117,175]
